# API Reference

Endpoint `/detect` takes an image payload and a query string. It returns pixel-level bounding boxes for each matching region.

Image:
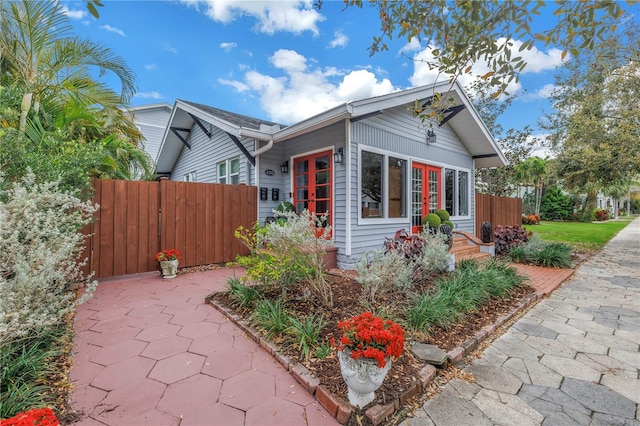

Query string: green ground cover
[526,218,634,252]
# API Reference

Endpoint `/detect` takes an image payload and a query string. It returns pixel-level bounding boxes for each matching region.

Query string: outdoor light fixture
[333,147,344,164]
[426,128,437,144]
[280,161,289,174]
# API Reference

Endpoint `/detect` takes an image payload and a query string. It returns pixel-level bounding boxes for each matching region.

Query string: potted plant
[155,249,181,279]
[333,312,404,408]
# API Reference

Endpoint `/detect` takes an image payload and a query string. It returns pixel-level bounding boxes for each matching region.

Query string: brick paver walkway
[69,268,337,425]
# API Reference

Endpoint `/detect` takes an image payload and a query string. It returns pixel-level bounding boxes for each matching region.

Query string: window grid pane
[458,171,469,216]
[429,170,439,213]
[361,152,383,218]
[388,157,406,218]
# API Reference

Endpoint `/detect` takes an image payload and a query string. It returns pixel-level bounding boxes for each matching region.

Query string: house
[155,81,506,269]
[127,103,172,164]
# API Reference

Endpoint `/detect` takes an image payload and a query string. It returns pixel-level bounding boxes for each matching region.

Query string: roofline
[128,102,172,112]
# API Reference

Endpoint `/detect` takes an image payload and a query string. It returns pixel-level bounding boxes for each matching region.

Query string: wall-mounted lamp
[333,147,344,164]
[280,161,289,174]
[426,128,437,144]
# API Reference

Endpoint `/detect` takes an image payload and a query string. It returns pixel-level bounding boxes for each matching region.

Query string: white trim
[357,145,411,226]
[345,121,352,256]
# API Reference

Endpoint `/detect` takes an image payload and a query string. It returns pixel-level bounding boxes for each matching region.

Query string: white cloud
[329,31,349,48]
[100,25,126,37]
[163,44,178,54]
[220,49,397,124]
[406,38,566,97]
[180,0,324,35]
[521,83,557,101]
[135,91,163,99]
[528,133,554,158]
[61,5,87,19]
[218,79,250,92]
[220,42,238,52]
[144,64,159,71]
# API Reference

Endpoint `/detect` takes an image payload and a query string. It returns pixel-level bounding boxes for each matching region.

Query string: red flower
[155,248,181,262]
[1,407,59,426]
[334,312,404,368]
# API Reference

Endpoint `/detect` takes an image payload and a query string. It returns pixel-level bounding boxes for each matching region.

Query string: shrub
[521,214,541,225]
[357,250,414,305]
[235,209,334,307]
[0,172,98,343]
[286,313,325,361]
[383,229,424,259]
[422,213,441,228]
[493,225,531,256]
[250,299,291,338]
[435,209,450,221]
[594,208,609,221]
[443,219,454,229]
[510,234,572,268]
[540,186,573,221]
[226,276,261,308]
[0,326,69,419]
[405,260,525,333]
[414,232,450,278]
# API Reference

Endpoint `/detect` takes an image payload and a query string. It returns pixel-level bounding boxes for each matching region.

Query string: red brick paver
[69,268,337,425]
[511,263,576,295]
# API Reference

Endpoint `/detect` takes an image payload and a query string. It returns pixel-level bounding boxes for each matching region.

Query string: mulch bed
[210,269,536,424]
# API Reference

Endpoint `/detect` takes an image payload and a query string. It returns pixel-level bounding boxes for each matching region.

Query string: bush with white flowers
[0,172,98,343]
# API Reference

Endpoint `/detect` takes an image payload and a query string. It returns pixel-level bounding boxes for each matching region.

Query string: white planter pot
[160,259,178,279]
[338,350,391,409]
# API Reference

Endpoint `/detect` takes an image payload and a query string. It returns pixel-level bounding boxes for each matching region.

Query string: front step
[450,235,492,262]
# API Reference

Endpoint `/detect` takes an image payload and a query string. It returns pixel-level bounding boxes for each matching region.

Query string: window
[360,150,407,220]
[444,168,470,216]
[217,158,240,184]
[217,162,227,184]
[230,158,239,184]
[183,171,196,182]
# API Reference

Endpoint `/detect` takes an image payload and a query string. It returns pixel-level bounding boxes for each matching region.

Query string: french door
[293,150,332,227]
[411,163,441,233]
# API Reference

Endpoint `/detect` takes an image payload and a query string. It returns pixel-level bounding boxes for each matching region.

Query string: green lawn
[525,218,634,253]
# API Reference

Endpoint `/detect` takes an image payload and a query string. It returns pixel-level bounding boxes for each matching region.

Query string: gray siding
[341,105,475,268]
[256,143,286,221]
[132,107,171,164]
[170,124,252,186]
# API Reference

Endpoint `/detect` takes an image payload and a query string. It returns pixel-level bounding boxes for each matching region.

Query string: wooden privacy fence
[475,193,522,238]
[81,179,257,279]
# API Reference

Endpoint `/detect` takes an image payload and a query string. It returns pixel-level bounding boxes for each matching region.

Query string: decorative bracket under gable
[226,132,256,166]
[170,127,191,149]
[188,113,212,138]
[419,96,466,127]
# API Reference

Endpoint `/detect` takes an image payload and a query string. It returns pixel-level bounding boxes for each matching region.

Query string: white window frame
[357,146,410,225]
[183,171,197,182]
[444,167,472,218]
[217,158,240,184]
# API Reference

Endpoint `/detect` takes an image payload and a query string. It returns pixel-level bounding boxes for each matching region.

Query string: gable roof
[156,81,506,173]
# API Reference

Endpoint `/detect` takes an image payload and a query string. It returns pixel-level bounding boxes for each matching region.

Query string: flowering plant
[333,311,404,368]
[1,407,59,425]
[154,249,181,262]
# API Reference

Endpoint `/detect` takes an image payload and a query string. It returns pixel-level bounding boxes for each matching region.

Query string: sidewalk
[402,217,640,425]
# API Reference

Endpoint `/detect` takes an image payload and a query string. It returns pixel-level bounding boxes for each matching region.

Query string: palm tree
[602,180,630,220]
[0,0,136,132]
[514,157,548,215]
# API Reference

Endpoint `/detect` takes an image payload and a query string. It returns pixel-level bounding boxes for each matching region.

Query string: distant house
[155,81,506,268]
[127,103,172,165]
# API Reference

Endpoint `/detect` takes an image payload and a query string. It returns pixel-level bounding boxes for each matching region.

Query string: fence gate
[82,179,256,279]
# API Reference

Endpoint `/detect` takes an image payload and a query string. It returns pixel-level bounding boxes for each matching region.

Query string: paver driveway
[69,267,337,425]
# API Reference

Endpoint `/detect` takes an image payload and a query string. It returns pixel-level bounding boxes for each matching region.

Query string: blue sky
[61,0,638,148]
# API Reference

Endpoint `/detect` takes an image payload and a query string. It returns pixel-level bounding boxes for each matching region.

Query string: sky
[61,0,638,151]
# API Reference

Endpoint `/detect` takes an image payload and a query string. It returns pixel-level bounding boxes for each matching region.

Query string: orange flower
[155,249,181,262]
[334,312,404,368]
